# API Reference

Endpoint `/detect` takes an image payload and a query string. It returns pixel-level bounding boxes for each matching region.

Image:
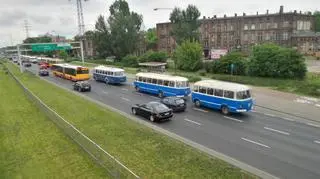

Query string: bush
[248,43,307,79]
[172,40,203,72]
[121,55,139,67]
[139,50,168,63]
[198,70,206,76]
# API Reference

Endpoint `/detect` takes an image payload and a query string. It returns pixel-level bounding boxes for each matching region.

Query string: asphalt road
[27,64,320,179]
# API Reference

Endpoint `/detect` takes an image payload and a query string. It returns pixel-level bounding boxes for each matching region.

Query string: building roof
[94,65,124,72]
[136,72,188,81]
[194,80,250,92]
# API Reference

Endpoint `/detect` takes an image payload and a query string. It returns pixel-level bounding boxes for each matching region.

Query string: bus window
[193,85,199,92]
[207,88,214,95]
[110,72,114,76]
[77,68,89,74]
[152,78,157,84]
[142,77,146,82]
[199,87,207,94]
[214,89,223,97]
[164,80,169,86]
[169,81,175,87]
[237,90,251,99]
[157,79,163,85]
[224,90,235,99]
[147,78,152,83]
[138,77,142,81]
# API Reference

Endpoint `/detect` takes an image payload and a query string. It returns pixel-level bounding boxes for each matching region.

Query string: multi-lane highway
[27,64,320,179]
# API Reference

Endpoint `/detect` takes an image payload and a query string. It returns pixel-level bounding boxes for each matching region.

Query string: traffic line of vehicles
[14,55,254,121]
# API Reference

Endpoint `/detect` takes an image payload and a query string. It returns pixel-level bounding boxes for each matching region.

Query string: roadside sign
[31,43,72,52]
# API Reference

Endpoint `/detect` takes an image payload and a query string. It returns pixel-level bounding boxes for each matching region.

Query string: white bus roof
[194,80,250,92]
[94,65,124,72]
[136,72,188,82]
[54,63,87,69]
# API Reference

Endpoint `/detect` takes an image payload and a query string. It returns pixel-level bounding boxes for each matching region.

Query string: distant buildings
[39,32,67,43]
[156,6,319,58]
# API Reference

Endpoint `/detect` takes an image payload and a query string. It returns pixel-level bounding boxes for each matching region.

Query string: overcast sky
[0,0,319,47]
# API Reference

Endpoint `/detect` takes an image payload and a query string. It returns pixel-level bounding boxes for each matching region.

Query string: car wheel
[158,91,164,98]
[149,115,155,122]
[221,105,229,115]
[132,108,137,115]
[78,87,82,92]
[195,100,201,107]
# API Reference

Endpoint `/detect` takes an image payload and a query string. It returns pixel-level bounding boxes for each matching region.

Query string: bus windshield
[176,81,189,88]
[114,72,124,76]
[236,90,251,99]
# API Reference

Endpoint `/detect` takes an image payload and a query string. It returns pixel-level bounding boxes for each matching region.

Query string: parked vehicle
[39,69,49,76]
[73,81,91,92]
[133,73,191,98]
[192,80,253,115]
[160,96,187,112]
[132,101,173,122]
[31,59,38,64]
[93,65,126,84]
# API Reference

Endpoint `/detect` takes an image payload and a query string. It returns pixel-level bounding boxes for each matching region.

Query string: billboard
[210,49,228,59]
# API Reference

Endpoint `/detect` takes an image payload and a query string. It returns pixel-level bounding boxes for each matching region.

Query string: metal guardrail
[3,62,139,179]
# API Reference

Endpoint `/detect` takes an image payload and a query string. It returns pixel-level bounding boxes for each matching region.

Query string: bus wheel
[195,100,201,107]
[221,105,229,115]
[135,86,140,92]
[158,91,164,98]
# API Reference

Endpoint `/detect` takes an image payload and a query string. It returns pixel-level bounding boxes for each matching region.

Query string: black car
[132,102,173,122]
[39,69,49,76]
[24,62,32,67]
[160,96,187,112]
[73,81,91,92]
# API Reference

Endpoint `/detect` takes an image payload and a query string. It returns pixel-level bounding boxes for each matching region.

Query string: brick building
[156,6,316,58]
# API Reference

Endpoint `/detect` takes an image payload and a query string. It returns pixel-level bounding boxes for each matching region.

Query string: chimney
[224,14,226,18]
[235,13,237,17]
[280,5,284,14]
[203,16,206,19]
[214,15,217,18]
[266,10,269,14]
[257,11,258,15]
[300,11,302,14]
[243,12,246,16]
[294,10,297,14]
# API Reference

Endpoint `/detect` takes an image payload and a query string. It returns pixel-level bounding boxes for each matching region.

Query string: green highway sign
[31,43,72,52]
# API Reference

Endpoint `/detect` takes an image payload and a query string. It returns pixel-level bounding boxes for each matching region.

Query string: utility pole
[24,19,31,38]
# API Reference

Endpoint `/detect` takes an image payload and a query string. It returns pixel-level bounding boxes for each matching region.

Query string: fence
[3,62,139,179]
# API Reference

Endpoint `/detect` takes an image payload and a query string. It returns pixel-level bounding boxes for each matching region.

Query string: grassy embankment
[0,62,108,178]
[5,61,256,178]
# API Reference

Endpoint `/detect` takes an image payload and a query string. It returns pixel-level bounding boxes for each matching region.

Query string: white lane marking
[192,108,208,113]
[241,137,271,149]
[224,116,243,123]
[264,113,275,117]
[121,88,129,91]
[281,117,294,122]
[121,97,130,102]
[184,118,202,126]
[314,140,320,144]
[264,127,290,136]
[102,91,108,95]
[306,123,320,128]
[315,104,320,108]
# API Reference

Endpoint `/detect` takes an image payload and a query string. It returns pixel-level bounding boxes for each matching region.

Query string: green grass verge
[5,61,257,178]
[0,63,107,178]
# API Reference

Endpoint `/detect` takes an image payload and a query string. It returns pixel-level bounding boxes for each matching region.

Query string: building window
[283,21,289,27]
[265,33,270,40]
[283,32,289,40]
[251,24,256,30]
[273,23,278,28]
[244,24,248,30]
[244,34,248,41]
[167,38,170,45]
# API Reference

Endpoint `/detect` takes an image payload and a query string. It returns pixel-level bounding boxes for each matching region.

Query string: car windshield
[150,103,168,111]
[175,99,185,104]
[236,90,251,99]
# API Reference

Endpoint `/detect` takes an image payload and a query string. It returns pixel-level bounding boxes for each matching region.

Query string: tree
[248,43,307,79]
[172,40,202,71]
[93,15,112,58]
[58,50,68,61]
[107,0,143,59]
[314,11,320,32]
[207,52,248,75]
[169,5,201,45]
[145,28,158,50]
[23,36,52,44]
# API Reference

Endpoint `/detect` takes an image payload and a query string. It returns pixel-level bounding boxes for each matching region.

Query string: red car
[38,62,49,69]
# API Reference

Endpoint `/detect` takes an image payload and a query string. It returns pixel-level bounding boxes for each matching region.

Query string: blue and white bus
[192,80,253,114]
[133,72,191,98]
[93,65,126,84]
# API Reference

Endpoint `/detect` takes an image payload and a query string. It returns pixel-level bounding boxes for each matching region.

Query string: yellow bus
[52,64,90,81]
